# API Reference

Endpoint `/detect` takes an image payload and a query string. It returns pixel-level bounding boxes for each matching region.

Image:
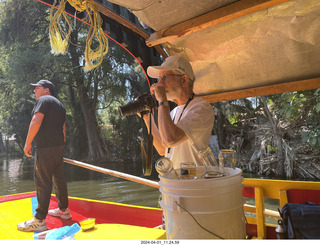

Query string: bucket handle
[160,197,184,212]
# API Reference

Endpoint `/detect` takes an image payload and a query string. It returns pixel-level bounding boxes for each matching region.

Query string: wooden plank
[243,178,320,199]
[146,0,289,47]
[255,187,266,239]
[244,204,256,213]
[246,216,257,225]
[94,1,167,58]
[279,189,288,210]
[94,1,149,40]
[200,77,320,103]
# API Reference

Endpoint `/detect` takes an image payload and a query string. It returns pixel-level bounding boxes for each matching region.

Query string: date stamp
[140,240,180,244]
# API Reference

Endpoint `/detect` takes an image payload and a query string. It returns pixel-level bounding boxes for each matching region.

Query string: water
[0,157,280,225]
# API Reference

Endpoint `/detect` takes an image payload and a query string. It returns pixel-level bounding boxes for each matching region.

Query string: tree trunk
[66,81,88,159]
[68,29,106,161]
[0,133,5,153]
[76,82,106,161]
[215,109,230,149]
[276,133,285,176]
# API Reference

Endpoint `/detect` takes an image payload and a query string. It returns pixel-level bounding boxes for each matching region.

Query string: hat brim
[30,83,40,87]
[147,66,181,78]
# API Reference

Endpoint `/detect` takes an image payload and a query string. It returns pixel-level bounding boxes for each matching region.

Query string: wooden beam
[200,77,320,103]
[146,0,289,47]
[94,1,167,58]
[255,187,266,239]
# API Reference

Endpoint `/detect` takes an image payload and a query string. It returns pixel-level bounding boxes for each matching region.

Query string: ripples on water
[0,158,161,208]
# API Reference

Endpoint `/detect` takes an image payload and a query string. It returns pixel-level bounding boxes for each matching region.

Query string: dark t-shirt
[32,95,66,148]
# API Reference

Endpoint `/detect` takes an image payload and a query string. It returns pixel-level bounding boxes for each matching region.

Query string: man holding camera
[142,56,214,169]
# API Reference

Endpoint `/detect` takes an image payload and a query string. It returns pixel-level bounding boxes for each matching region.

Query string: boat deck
[0,192,165,240]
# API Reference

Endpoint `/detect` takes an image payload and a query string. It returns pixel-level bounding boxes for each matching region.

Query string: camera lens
[118,100,139,118]
[118,93,157,118]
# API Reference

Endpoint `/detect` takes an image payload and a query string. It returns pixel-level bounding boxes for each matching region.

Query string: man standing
[143,56,214,169]
[18,80,71,232]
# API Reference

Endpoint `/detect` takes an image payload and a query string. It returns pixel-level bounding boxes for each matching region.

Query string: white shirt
[165,96,214,169]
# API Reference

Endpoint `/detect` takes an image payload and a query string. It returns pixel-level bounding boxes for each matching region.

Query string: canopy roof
[98,0,320,101]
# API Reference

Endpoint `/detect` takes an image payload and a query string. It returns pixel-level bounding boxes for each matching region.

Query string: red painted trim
[0,192,36,203]
[243,186,255,198]
[56,196,163,228]
[287,189,320,204]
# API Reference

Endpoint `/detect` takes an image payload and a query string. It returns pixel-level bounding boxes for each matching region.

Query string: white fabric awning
[100,0,320,101]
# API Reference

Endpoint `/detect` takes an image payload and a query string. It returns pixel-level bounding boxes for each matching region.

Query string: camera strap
[167,94,194,154]
[141,111,153,176]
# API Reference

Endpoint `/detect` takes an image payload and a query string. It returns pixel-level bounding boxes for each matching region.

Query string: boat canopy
[96,0,320,102]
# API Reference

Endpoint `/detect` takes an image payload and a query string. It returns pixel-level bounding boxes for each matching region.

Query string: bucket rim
[159,167,243,183]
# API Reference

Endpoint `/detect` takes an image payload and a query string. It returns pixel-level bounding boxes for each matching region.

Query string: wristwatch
[159,101,169,107]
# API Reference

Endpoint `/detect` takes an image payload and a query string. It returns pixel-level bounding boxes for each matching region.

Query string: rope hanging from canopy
[49,0,109,71]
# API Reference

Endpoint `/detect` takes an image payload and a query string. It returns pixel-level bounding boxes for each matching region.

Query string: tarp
[105,0,320,98]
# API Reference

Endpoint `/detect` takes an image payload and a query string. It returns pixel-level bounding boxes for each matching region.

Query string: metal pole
[63,158,160,189]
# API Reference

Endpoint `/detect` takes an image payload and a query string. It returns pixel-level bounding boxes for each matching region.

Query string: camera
[118,93,158,118]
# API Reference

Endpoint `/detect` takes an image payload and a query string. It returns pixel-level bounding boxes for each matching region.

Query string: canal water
[0,157,161,208]
[0,157,279,224]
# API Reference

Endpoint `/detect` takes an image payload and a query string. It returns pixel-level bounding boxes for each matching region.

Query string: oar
[63,158,160,189]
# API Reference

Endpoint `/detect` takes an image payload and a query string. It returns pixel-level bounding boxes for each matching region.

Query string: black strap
[141,112,153,176]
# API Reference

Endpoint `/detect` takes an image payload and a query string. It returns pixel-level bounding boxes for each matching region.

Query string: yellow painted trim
[279,189,288,210]
[246,216,257,225]
[243,178,320,199]
[243,178,320,238]
[255,187,266,239]
[244,204,256,213]
[75,223,166,240]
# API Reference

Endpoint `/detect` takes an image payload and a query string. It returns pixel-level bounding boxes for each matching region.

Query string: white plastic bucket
[159,167,246,239]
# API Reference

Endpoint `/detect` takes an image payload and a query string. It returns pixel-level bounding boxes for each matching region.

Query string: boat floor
[0,192,166,240]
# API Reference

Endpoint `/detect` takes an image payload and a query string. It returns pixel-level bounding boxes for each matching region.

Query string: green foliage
[0,0,153,160]
[267,144,277,154]
[302,122,320,149]
[214,90,320,152]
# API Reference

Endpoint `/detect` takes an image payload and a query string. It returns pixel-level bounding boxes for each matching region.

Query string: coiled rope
[49,0,109,71]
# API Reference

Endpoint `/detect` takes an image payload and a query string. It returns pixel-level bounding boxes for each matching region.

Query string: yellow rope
[49,0,109,71]
[49,0,71,55]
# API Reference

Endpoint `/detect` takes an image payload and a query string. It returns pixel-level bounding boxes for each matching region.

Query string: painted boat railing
[242,178,320,239]
[63,158,320,239]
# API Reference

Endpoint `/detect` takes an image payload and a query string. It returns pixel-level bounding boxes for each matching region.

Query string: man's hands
[150,83,167,103]
[24,143,32,157]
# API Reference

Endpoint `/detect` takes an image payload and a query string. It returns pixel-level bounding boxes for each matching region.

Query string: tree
[0,0,151,162]
[0,0,51,155]
[214,90,320,179]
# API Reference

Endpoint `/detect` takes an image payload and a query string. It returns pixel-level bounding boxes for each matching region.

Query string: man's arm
[24,112,44,157]
[157,103,188,148]
[63,123,66,143]
[150,83,188,148]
